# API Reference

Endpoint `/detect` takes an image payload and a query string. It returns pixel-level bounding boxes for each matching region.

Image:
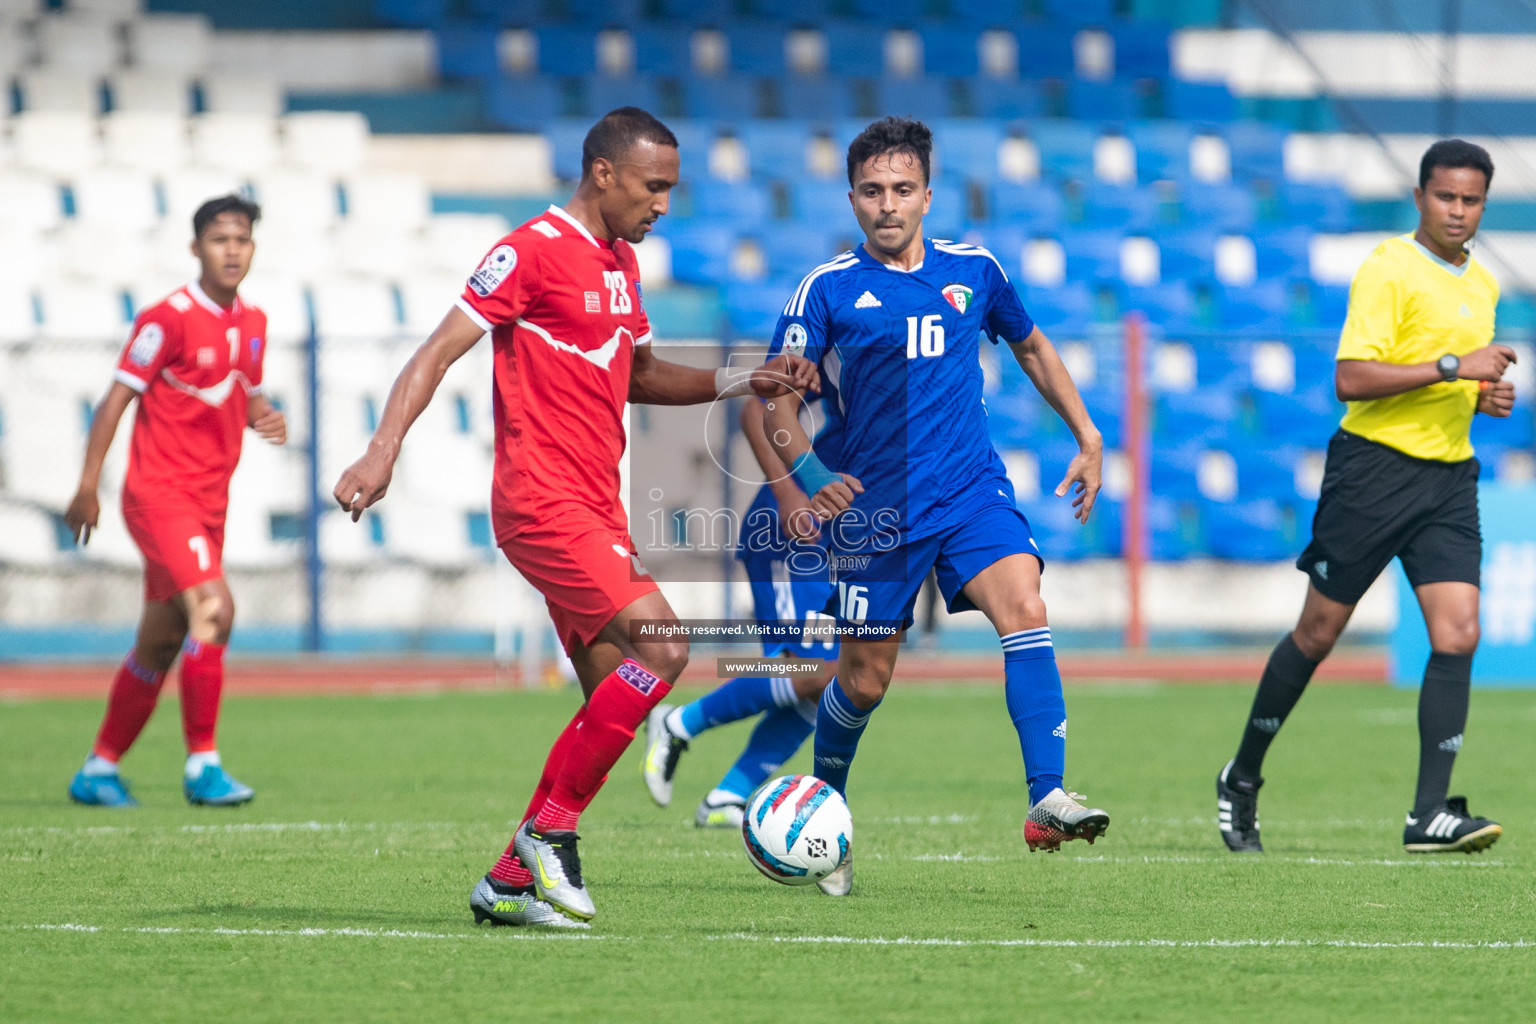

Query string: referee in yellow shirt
[1216,139,1519,855]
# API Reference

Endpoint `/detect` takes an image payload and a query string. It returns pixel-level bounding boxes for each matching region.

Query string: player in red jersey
[333,108,816,927]
[64,195,287,809]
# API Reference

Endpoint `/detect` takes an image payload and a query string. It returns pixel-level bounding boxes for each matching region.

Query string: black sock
[1232,634,1320,780]
[1413,651,1472,816]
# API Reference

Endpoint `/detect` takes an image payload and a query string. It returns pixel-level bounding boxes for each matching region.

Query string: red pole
[1123,313,1148,649]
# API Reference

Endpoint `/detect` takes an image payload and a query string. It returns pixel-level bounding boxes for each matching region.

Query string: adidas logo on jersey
[854,291,881,309]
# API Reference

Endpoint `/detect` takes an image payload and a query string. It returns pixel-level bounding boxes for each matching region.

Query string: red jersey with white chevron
[456,204,653,540]
[113,281,266,517]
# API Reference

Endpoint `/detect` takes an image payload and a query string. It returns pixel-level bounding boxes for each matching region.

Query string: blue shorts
[825,502,1041,632]
[739,545,840,660]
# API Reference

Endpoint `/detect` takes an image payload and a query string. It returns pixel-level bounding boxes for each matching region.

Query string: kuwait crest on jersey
[941,283,973,314]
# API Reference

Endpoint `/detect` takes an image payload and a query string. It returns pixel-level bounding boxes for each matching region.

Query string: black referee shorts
[1296,429,1481,606]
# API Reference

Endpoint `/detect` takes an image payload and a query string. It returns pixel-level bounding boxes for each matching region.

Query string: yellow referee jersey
[1335,234,1498,462]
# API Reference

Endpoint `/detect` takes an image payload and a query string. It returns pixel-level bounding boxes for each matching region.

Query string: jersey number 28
[906,314,945,359]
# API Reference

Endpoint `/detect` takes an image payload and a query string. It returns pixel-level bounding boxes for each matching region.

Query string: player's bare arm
[627,347,821,405]
[740,398,820,542]
[1336,344,1517,401]
[1008,325,1103,523]
[763,390,862,521]
[333,306,485,520]
[247,393,287,446]
[64,380,138,545]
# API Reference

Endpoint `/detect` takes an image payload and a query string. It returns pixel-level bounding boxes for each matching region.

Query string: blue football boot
[184,764,255,806]
[68,769,139,808]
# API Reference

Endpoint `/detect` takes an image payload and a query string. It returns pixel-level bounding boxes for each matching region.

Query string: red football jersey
[113,281,267,517]
[456,204,653,540]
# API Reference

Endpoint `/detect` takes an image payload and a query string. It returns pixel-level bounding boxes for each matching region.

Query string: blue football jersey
[767,238,1035,543]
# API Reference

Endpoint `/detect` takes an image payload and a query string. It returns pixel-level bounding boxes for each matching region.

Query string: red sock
[533,660,671,833]
[92,652,167,761]
[488,706,589,887]
[179,639,226,754]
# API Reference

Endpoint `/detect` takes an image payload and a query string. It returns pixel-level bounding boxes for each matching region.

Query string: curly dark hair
[846,116,932,187]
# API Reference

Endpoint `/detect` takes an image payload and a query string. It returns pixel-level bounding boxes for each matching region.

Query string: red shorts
[498,507,659,655]
[123,505,225,603]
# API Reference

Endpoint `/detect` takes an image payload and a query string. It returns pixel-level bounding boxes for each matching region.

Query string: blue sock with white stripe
[671,675,795,740]
[1001,628,1067,805]
[813,678,878,796]
[717,699,818,800]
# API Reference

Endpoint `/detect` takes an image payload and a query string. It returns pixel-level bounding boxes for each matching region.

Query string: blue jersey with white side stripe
[767,238,1035,543]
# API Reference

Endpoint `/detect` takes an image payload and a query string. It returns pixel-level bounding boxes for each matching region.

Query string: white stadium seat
[310,277,401,341]
[35,14,120,75]
[37,281,129,341]
[0,501,61,567]
[12,112,103,175]
[71,166,159,229]
[397,276,468,338]
[382,499,485,566]
[251,170,340,230]
[331,221,422,281]
[318,508,380,566]
[103,111,191,170]
[0,172,66,232]
[0,285,39,341]
[54,224,154,288]
[124,13,210,74]
[190,113,280,173]
[16,71,100,114]
[421,213,511,276]
[238,275,312,344]
[107,72,191,114]
[281,111,370,175]
[343,171,430,229]
[225,438,305,567]
[0,345,115,505]
[250,225,336,283]
[125,272,188,313]
[68,0,145,16]
[160,167,245,229]
[0,229,59,290]
[200,74,283,118]
[0,16,31,75]
[250,335,308,435]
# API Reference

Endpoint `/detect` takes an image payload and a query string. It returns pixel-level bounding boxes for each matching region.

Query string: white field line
[13,924,1529,952]
[665,850,1497,868]
[1,821,470,837]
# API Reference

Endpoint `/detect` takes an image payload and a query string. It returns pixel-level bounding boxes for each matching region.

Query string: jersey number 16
[906,314,945,359]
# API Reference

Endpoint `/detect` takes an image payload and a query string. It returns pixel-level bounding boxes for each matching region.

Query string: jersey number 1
[603,271,632,314]
[906,314,944,359]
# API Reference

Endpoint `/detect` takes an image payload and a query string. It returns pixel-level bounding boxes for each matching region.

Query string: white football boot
[639,704,688,807]
[1025,788,1110,852]
[817,849,853,896]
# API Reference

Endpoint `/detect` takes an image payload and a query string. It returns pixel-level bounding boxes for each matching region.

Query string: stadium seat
[160,168,246,231]
[71,167,159,231]
[484,75,570,130]
[1180,182,1256,232]
[107,72,191,114]
[1155,229,1216,282]
[0,502,62,567]
[1013,25,1075,79]
[1058,228,1124,283]
[1029,121,1097,184]
[0,286,40,341]
[724,279,790,339]
[758,224,846,279]
[1225,121,1287,183]
[1234,445,1303,500]
[876,76,956,122]
[822,22,884,78]
[0,231,57,291]
[1067,79,1137,122]
[533,26,597,76]
[681,74,765,121]
[1155,390,1238,445]
[240,275,313,344]
[1128,120,1193,183]
[35,13,120,75]
[988,182,1065,233]
[0,174,66,233]
[344,172,432,230]
[1202,498,1300,561]
[398,275,471,337]
[688,178,772,224]
[17,72,101,114]
[973,79,1041,121]
[1216,281,1289,332]
[1279,181,1352,233]
[738,120,813,181]
[1148,494,1202,560]
[436,21,502,79]
[1164,79,1238,123]
[918,25,981,78]
[1252,384,1341,445]
[1082,181,1159,231]
[101,111,189,170]
[37,282,129,341]
[776,76,857,120]
[252,172,342,232]
[722,23,787,76]
[311,278,401,341]
[200,74,283,117]
[12,113,103,175]
[1018,282,1094,333]
[662,223,736,286]
[330,222,420,281]
[1120,282,1198,331]
[584,75,662,121]
[1252,225,1313,281]
[932,120,1002,185]
[420,213,512,275]
[790,178,860,226]
[191,113,281,173]
[283,112,371,175]
[124,13,211,74]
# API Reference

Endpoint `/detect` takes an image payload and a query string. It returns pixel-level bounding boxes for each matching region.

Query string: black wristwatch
[1437,353,1460,381]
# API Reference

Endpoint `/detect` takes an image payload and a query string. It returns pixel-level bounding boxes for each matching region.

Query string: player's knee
[792,665,836,702]
[187,591,234,646]
[137,639,182,673]
[841,671,887,710]
[1432,617,1479,656]
[1292,618,1342,661]
[636,640,689,682]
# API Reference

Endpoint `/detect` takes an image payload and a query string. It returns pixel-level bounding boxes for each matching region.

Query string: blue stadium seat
[933,120,1003,185]
[823,21,886,77]
[1202,499,1299,560]
[979,225,1029,278]
[585,75,662,120]
[1040,0,1116,25]
[681,75,765,121]
[1066,79,1137,122]
[759,224,847,278]
[924,180,970,240]
[435,22,501,80]
[1019,496,1098,560]
[974,80,1042,120]
[777,77,857,120]
[632,25,695,74]
[1058,228,1124,282]
[725,23,787,75]
[690,179,773,222]
[1225,121,1287,182]
[1156,390,1239,445]
[1157,229,1217,281]
[986,394,1045,446]
[1472,406,1536,447]
[1150,442,1203,499]
[662,223,737,285]
[1030,121,1097,183]
[1217,281,1289,332]
[1019,281,1095,333]
[1234,445,1301,500]
[565,0,644,21]
[377,0,450,27]
[1164,78,1238,122]
[1109,21,1170,78]
[1082,182,1159,231]
[725,280,792,338]
[486,76,571,130]
[1148,495,1203,559]
[1252,225,1312,281]
[1311,284,1349,327]
[740,120,814,181]
[1252,384,1341,444]
[544,118,592,180]
[1128,120,1193,182]
[665,121,715,185]
[1120,282,1197,331]
[988,182,1065,233]
[877,77,956,121]
[1280,181,1352,232]
[919,25,980,77]
[847,0,929,22]
[536,26,598,75]
[1016,26,1076,79]
[791,178,856,224]
[1180,182,1256,232]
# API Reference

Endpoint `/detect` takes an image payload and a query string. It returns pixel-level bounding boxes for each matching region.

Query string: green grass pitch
[3,678,1533,1023]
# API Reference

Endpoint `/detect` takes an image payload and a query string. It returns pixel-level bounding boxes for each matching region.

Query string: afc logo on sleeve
[127,322,164,367]
[469,244,518,297]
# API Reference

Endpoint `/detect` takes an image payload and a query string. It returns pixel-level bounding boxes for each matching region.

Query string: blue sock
[813,678,878,796]
[1002,628,1067,805]
[675,675,794,738]
[717,700,817,799]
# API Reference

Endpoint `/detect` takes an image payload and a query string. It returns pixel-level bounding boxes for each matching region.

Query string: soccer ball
[741,774,852,886]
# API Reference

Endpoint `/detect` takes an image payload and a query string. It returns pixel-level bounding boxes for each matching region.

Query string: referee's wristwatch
[1437,353,1460,381]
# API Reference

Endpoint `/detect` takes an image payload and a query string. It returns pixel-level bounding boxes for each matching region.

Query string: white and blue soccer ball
[742,774,852,886]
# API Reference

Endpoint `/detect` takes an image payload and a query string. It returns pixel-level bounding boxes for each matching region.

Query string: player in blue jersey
[639,397,840,827]
[764,117,1111,895]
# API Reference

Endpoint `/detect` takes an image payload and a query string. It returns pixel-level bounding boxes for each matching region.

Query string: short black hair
[193,194,261,239]
[581,106,679,178]
[1419,139,1494,191]
[846,116,932,187]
